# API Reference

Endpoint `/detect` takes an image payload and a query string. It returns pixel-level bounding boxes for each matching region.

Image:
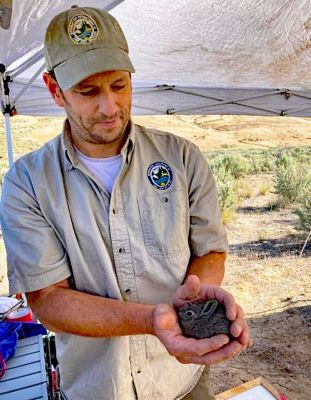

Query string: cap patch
[68,14,98,44]
[147,162,173,190]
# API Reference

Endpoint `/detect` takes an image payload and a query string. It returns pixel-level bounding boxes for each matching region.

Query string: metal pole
[0,63,14,167]
[4,113,13,167]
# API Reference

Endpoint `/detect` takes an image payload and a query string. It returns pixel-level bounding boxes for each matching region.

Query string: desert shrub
[274,154,311,206]
[293,194,311,232]
[207,149,275,179]
[274,147,311,170]
[208,146,311,178]
[248,150,274,174]
[221,155,250,178]
[206,146,311,223]
[212,166,237,223]
[218,181,237,212]
[275,152,292,169]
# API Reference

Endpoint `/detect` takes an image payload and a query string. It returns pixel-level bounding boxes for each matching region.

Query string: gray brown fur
[178,299,232,339]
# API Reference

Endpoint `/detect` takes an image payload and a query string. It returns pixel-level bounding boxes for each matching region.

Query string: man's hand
[152,275,252,365]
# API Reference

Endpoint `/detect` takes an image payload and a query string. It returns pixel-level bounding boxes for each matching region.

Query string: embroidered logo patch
[147,162,173,190]
[68,14,98,44]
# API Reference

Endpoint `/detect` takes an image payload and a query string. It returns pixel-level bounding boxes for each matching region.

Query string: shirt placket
[110,164,152,400]
[109,179,137,301]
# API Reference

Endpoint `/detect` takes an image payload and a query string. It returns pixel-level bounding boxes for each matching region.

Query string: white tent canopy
[1,0,311,118]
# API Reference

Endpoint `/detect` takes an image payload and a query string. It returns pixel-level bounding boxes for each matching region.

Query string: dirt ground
[0,115,310,399]
[211,173,311,400]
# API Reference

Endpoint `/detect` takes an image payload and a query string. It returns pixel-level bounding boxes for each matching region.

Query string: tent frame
[0,63,14,167]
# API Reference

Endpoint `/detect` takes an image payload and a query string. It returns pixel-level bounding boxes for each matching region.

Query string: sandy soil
[208,173,310,400]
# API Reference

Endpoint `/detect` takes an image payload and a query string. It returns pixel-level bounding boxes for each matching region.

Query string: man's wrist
[144,305,156,335]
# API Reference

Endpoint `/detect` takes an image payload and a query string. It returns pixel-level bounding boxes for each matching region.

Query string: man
[0,7,251,400]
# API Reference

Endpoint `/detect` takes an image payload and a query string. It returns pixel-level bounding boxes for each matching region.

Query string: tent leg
[4,113,14,167]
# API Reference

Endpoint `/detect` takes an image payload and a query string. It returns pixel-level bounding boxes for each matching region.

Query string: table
[0,334,48,400]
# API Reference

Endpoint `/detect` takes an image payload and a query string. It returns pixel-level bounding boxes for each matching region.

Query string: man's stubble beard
[64,101,131,146]
[87,111,131,145]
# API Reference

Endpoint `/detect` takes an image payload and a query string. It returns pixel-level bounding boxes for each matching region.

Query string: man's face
[47,70,132,156]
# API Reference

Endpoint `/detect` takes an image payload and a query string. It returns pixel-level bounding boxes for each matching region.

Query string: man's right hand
[152,303,239,365]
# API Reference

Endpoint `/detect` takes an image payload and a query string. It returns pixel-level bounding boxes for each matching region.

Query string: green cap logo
[68,14,98,44]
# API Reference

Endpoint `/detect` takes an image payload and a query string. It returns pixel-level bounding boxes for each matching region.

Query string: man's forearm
[27,282,155,337]
[186,251,226,286]
[27,252,225,337]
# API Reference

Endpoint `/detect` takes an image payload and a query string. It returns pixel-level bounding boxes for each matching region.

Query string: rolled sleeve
[187,148,228,256]
[0,173,71,295]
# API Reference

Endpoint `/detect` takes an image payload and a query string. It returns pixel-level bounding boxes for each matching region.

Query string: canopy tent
[1,0,311,165]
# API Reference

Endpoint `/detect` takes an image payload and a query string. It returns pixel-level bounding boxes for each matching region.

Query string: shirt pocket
[138,189,189,259]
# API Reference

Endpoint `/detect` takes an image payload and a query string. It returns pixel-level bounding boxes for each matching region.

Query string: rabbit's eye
[184,310,195,318]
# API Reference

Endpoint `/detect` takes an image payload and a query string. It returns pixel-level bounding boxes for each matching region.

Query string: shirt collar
[61,118,136,171]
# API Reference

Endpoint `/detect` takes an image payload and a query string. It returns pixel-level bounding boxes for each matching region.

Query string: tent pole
[0,63,14,167]
[3,113,13,167]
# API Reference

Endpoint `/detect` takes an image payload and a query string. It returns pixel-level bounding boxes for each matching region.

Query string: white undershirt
[75,148,123,194]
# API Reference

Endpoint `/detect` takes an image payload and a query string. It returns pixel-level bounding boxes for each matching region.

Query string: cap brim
[54,47,135,90]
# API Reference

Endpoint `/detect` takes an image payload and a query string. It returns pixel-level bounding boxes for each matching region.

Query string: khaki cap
[44,6,135,90]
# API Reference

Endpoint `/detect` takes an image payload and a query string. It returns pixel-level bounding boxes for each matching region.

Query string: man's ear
[43,72,65,108]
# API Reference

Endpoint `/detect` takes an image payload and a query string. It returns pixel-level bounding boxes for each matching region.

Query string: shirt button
[112,209,116,214]
[161,196,169,203]
[125,289,131,295]
[118,247,126,253]
[137,369,142,374]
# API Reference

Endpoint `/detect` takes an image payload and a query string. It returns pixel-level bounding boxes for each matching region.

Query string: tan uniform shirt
[1,121,228,400]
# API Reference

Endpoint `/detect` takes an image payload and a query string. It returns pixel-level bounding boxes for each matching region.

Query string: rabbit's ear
[200,299,218,317]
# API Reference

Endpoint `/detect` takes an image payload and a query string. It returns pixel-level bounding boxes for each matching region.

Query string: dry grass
[234,179,254,199]
[258,183,272,196]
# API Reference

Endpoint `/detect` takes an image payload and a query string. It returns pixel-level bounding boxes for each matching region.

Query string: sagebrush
[274,153,311,206]
[294,194,311,232]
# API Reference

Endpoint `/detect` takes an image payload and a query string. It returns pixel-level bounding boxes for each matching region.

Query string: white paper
[226,385,279,400]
